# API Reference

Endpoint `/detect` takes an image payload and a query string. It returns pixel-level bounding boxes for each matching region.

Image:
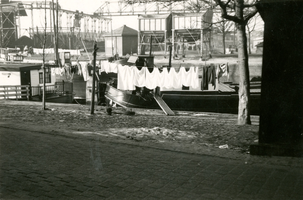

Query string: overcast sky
[18,0,138,30]
[58,0,102,14]
[16,0,263,36]
[58,0,138,29]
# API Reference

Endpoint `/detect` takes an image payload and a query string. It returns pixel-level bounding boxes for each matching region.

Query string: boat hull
[161,91,260,115]
[105,85,261,115]
[31,94,73,104]
[104,85,158,109]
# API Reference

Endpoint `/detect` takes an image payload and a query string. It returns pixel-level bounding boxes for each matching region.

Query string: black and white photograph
[0,0,302,199]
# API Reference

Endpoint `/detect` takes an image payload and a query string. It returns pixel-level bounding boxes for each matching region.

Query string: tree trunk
[223,32,226,54]
[222,21,226,54]
[248,30,251,54]
[236,23,251,125]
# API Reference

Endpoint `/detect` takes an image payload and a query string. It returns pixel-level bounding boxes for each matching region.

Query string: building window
[39,72,51,84]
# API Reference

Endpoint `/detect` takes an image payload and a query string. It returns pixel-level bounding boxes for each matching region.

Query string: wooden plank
[218,83,235,92]
[153,95,175,116]
[0,89,28,92]
[0,93,28,97]
[0,85,29,87]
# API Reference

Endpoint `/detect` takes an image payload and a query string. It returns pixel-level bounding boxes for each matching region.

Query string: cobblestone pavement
[1,126,303,200]
[0,101,303,199]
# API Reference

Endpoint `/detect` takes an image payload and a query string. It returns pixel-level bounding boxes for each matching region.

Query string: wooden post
[138,19,141,55]
[111,20,114,56]
[182,37,185,58]
[28,82,31,100]
[200,29,203,59]
[168,45,172,68]
[149,35,153,56]
[164,30,167,58]
[15,86,18,101]
[27,85,30,101]
[5,86,7,100]
[62,80,64,93]
[42,64,46,110]
[172,29,175,58]
[90,42,98,115]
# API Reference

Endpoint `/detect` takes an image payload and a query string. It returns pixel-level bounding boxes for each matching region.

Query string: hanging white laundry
[100,60,106,73]
[117,64,126,90]
[160,68,171,89]
[81,64,88,81]
[76,62,82,76]
[189,67,200,89]
[145,68,161,90]
[117,65,136,90]
[127,66,136,90]
[55,67,60,75]
[60,67,65,76]
[179,67,191,87]
[134,67,147,88]
[65,63,71,77]
[162,67,180,89]
[171,67,182,89]
[51,68,56,76]
[102,61,110,73]
[109,63,118,73]
[217,63,229,81]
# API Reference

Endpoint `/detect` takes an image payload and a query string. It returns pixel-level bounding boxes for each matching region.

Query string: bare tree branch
[243,3,258,8]
[244,7,258,23]
[244,0,259,8]
[214,0,241,23]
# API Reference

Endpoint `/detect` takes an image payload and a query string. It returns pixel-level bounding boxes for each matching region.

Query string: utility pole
[90,42,98,114]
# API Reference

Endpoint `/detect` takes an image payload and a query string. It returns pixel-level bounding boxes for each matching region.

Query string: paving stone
[123,185,141,193]
[1,102,303,200]
[130,190,149,198]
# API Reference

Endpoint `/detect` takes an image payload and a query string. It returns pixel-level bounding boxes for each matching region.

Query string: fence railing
[0,81,73,101]
[31,81,73,97]
[0,85,30,100]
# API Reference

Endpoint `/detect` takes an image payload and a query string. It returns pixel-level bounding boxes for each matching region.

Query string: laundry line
[49,59,229,91]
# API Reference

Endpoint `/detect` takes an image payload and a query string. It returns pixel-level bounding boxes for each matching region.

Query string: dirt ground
[1,100,258,154]
[1,100,303,167]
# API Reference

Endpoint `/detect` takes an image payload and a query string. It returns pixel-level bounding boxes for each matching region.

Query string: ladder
[153,94,175,116]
